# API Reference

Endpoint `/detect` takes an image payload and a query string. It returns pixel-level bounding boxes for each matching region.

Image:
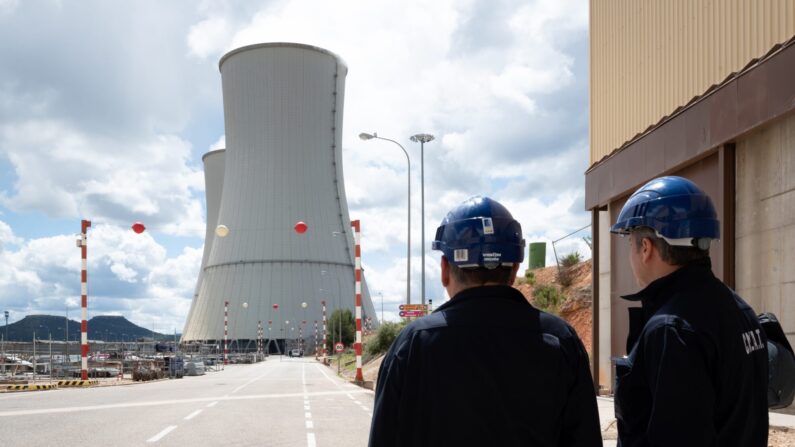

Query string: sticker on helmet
[454,249,469,262]
[482,252,501,262]
[482,218,494,235]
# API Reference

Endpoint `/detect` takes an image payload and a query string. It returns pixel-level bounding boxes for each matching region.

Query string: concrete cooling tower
[182,148,225,334]
[181,43,378,352]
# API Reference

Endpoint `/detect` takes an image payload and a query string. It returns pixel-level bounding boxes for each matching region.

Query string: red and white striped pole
[351,220,364,382]
[314,320,318,357]
[257,320,262,358]
[267,320,272,355]
[223,300,229,366]
[321,300,327,357]
[79,219,91,381]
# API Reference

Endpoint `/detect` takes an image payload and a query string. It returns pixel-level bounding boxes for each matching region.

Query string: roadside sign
[399,304,428,311]
[334,342,344,353]
[399,310,426,317]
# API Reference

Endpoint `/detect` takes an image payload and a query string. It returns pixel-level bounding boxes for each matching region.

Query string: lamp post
[359,132,411,306]
[410,133,434,305]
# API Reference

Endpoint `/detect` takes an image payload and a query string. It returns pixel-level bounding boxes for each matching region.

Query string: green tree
[326,308,355,352]
[366,321,409,356]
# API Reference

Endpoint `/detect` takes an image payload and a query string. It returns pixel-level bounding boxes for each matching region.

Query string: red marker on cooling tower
[294,221,308,234]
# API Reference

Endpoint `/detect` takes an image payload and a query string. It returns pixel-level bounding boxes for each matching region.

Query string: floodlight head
[359,132,375,141]
[410,133,435,143]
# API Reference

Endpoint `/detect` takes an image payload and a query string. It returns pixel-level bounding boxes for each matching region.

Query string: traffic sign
[399,310,426,317]
[399,304,428,311]
[334,342,344,353]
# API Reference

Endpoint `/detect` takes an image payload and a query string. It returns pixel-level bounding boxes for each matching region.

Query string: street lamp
[410,133,435,305]
[359,132,411,306]
[377,292,384,324]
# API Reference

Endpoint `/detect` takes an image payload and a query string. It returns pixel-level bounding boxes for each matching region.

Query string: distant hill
[0,314,177,342]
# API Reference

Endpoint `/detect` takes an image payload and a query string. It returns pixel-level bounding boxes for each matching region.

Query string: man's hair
[631,226,709,266]
[448,263,515,287]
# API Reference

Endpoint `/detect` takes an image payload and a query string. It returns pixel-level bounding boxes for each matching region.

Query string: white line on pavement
[147,425,177,443]
[306,420,314,429]
[0,389,370,417]
[232,369,273,394]
[206,401,218,408]
[307,433,317,447]
[184,409,203,420]
[305,412,312,419]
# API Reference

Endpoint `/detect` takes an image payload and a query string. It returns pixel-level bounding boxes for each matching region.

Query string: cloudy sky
[0,0,591,333]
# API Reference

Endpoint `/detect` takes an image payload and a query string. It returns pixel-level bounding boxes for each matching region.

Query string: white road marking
[306,420,314,429]
[232,369,273,394]
[305,412,312,419]
[184,409,203,420]
[206,401,218,408]
[147,425,177,443]
[307,433,317,447]
[354,400,361,405]
[0,390,370,417]
[304,405,311,410]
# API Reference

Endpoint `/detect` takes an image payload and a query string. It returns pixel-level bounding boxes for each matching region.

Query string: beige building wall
[735,112,795,348]
[597,209,612,392]
[590,0,795,165]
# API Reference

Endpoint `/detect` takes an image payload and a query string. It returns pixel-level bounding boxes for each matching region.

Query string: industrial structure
[587,1,795,393]
[181,43,378,351]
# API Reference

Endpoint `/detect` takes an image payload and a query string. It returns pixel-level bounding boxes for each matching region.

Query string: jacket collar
[436,285,527,312]
[621,257,713,312]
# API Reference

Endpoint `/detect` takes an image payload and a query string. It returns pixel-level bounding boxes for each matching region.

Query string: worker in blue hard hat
[369,196,602,447]
[610,176,768,446]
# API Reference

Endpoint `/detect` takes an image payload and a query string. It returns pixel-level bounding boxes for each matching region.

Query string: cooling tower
[182,148,225,333]
[181,43,378,349]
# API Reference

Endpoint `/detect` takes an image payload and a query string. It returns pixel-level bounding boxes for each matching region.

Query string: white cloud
[0,221,201,331]
[0,121,205,236]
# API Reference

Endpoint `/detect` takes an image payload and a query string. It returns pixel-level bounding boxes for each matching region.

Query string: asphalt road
[0,357,374,446]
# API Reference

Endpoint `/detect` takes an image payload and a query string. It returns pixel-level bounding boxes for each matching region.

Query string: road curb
[57,380,98,387]
[4,383,58,391]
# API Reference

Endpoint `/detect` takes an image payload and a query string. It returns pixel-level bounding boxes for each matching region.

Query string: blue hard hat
[610,176,720,244]
[432,196,525,269]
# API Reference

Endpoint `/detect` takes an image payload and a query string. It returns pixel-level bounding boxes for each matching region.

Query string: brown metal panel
[709,82,740,148]
[737,59,769,133]
[720,144,737,288]
[682,96,713,164]
[658,114,688,171]
[591,208,600,390]
[765,44,795,119]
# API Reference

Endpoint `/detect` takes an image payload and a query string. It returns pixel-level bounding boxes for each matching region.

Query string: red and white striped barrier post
[223,300,229,366]
[299,323,304,353]
[79,219,91,381]
[351,220,364,382]
[321,300,327,357]
[267,320,272,355]
[314,320,318,357]
[257,320,262,359]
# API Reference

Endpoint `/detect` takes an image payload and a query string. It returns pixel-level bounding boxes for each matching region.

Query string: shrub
[560,251,582,268]
[366,321,408,356]
[534,285,565,314]
[524,270,536,285]
[557,252,582,287]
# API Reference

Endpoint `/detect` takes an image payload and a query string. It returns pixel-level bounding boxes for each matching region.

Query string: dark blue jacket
[369,285,602,447]
[615,258,768,446]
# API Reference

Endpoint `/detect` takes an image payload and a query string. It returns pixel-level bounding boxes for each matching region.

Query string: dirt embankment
[514,259,593,355]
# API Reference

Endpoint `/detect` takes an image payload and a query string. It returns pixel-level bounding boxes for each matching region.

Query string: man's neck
[446,281,506,299]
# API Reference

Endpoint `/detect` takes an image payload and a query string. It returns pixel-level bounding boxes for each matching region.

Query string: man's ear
[641,237,655,264]
[508,263,520,284]
[441,256,450,288]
